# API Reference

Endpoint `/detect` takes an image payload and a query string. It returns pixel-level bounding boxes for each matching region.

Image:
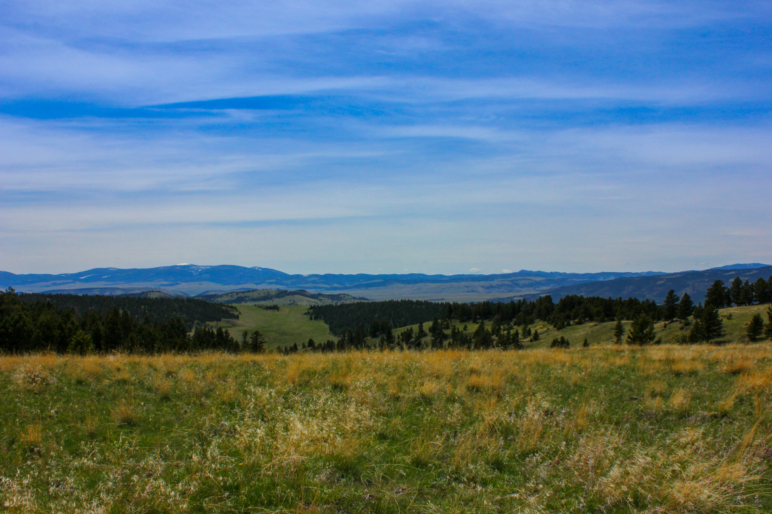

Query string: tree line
[0,288,261,354]
[15,292,238,329]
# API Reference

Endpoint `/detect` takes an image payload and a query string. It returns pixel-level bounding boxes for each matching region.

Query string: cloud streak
[0,0,770,274]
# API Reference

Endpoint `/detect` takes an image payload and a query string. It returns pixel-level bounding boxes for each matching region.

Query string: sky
[1,0,771,275]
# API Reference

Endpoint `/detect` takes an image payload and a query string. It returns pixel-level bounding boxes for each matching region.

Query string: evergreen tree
[613,319,624,345]
[247,330,266,353]
[473,321,493,349]
[730,277,744,306]
[68,329,94,355]
[706,280,730,309]
[530,329,540,342]
[384,325,394,347]
[663,290,679,321]
[677,293,694,319]
[692,303,723,343]
[582,337,589,348]
[740,280,754,306]
[746,314,763,341]
[754,277,771,304]
[430,320,447,349]
[626,314,656,346]
[702,303,723,342]
[416,322,427,342]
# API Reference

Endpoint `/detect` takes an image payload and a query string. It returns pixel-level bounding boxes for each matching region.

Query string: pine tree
[730,277,744,306]
[754,277,771,304]
[746,314,763,341]
[416,322,427,342]
[531,329,540,342]
[613,319,624,345]
[626,314,656,346]
[663,290,679,321]
[474,321,492,349]
[677,293,694,319]
[247,330,265,353]
[583,337,589,348]
[700,303,723,342]
[706,280,730,309]
[512,328,522,349]
[740,280,754,306]
[68,329,94,355]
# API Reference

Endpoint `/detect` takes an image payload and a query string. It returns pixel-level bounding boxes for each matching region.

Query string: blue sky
[1,0,771,274]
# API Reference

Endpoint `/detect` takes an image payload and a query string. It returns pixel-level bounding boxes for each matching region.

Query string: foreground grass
[2,346,771,513]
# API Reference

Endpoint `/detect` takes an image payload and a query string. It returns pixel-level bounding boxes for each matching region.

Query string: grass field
[2,344,771,513]
[217,305,333,350]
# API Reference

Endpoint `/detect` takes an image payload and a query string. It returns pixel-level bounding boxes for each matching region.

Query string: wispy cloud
[1,0,771,273]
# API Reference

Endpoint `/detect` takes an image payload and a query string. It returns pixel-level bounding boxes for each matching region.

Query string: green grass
[217,304,333,349]
[1,346,771,513]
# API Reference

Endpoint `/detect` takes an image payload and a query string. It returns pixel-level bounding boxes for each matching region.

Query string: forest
[2,274,772,355]
[15,292,237,329]
[0,289,243,354]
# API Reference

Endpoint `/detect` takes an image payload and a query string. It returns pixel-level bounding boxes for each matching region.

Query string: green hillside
[199,288,366,306]
[216,305,333,349]
[392,303,771,349]
[215,302,769,353]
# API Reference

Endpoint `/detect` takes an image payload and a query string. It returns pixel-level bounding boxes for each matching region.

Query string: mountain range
[1,263,770,303]
[539,265,772,304]
[1,265,663,301]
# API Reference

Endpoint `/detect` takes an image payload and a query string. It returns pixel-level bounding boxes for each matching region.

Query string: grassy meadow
[2,344,772,513]
[217,305,333,350]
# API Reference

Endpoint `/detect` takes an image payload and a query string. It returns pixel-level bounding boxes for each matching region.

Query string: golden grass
[112,402,140,426]
[1,344,770,513]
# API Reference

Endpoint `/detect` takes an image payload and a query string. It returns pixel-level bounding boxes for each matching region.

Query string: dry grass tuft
[21,424,42,450]
[12,364,54,392]
[671,360,704,376]
[466,371,504,394]
[722,358,754,375]
[112,402,140,426]
[669,389,691,411]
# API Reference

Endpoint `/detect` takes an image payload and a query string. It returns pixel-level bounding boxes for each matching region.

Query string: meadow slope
[2,345,771,513]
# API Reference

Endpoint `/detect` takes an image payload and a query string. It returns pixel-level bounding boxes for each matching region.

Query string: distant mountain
[540,266,772,304]
[0,264,664,301]
[708,263,771,271]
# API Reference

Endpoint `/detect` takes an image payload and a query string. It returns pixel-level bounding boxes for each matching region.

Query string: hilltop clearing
[199,288,365,306]
[216,305,333,350]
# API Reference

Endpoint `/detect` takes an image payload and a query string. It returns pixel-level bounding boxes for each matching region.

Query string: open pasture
[2,344,771,513]
[218,305,333,350]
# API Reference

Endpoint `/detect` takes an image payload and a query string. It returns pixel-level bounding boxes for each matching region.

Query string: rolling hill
[199,289,366,306]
